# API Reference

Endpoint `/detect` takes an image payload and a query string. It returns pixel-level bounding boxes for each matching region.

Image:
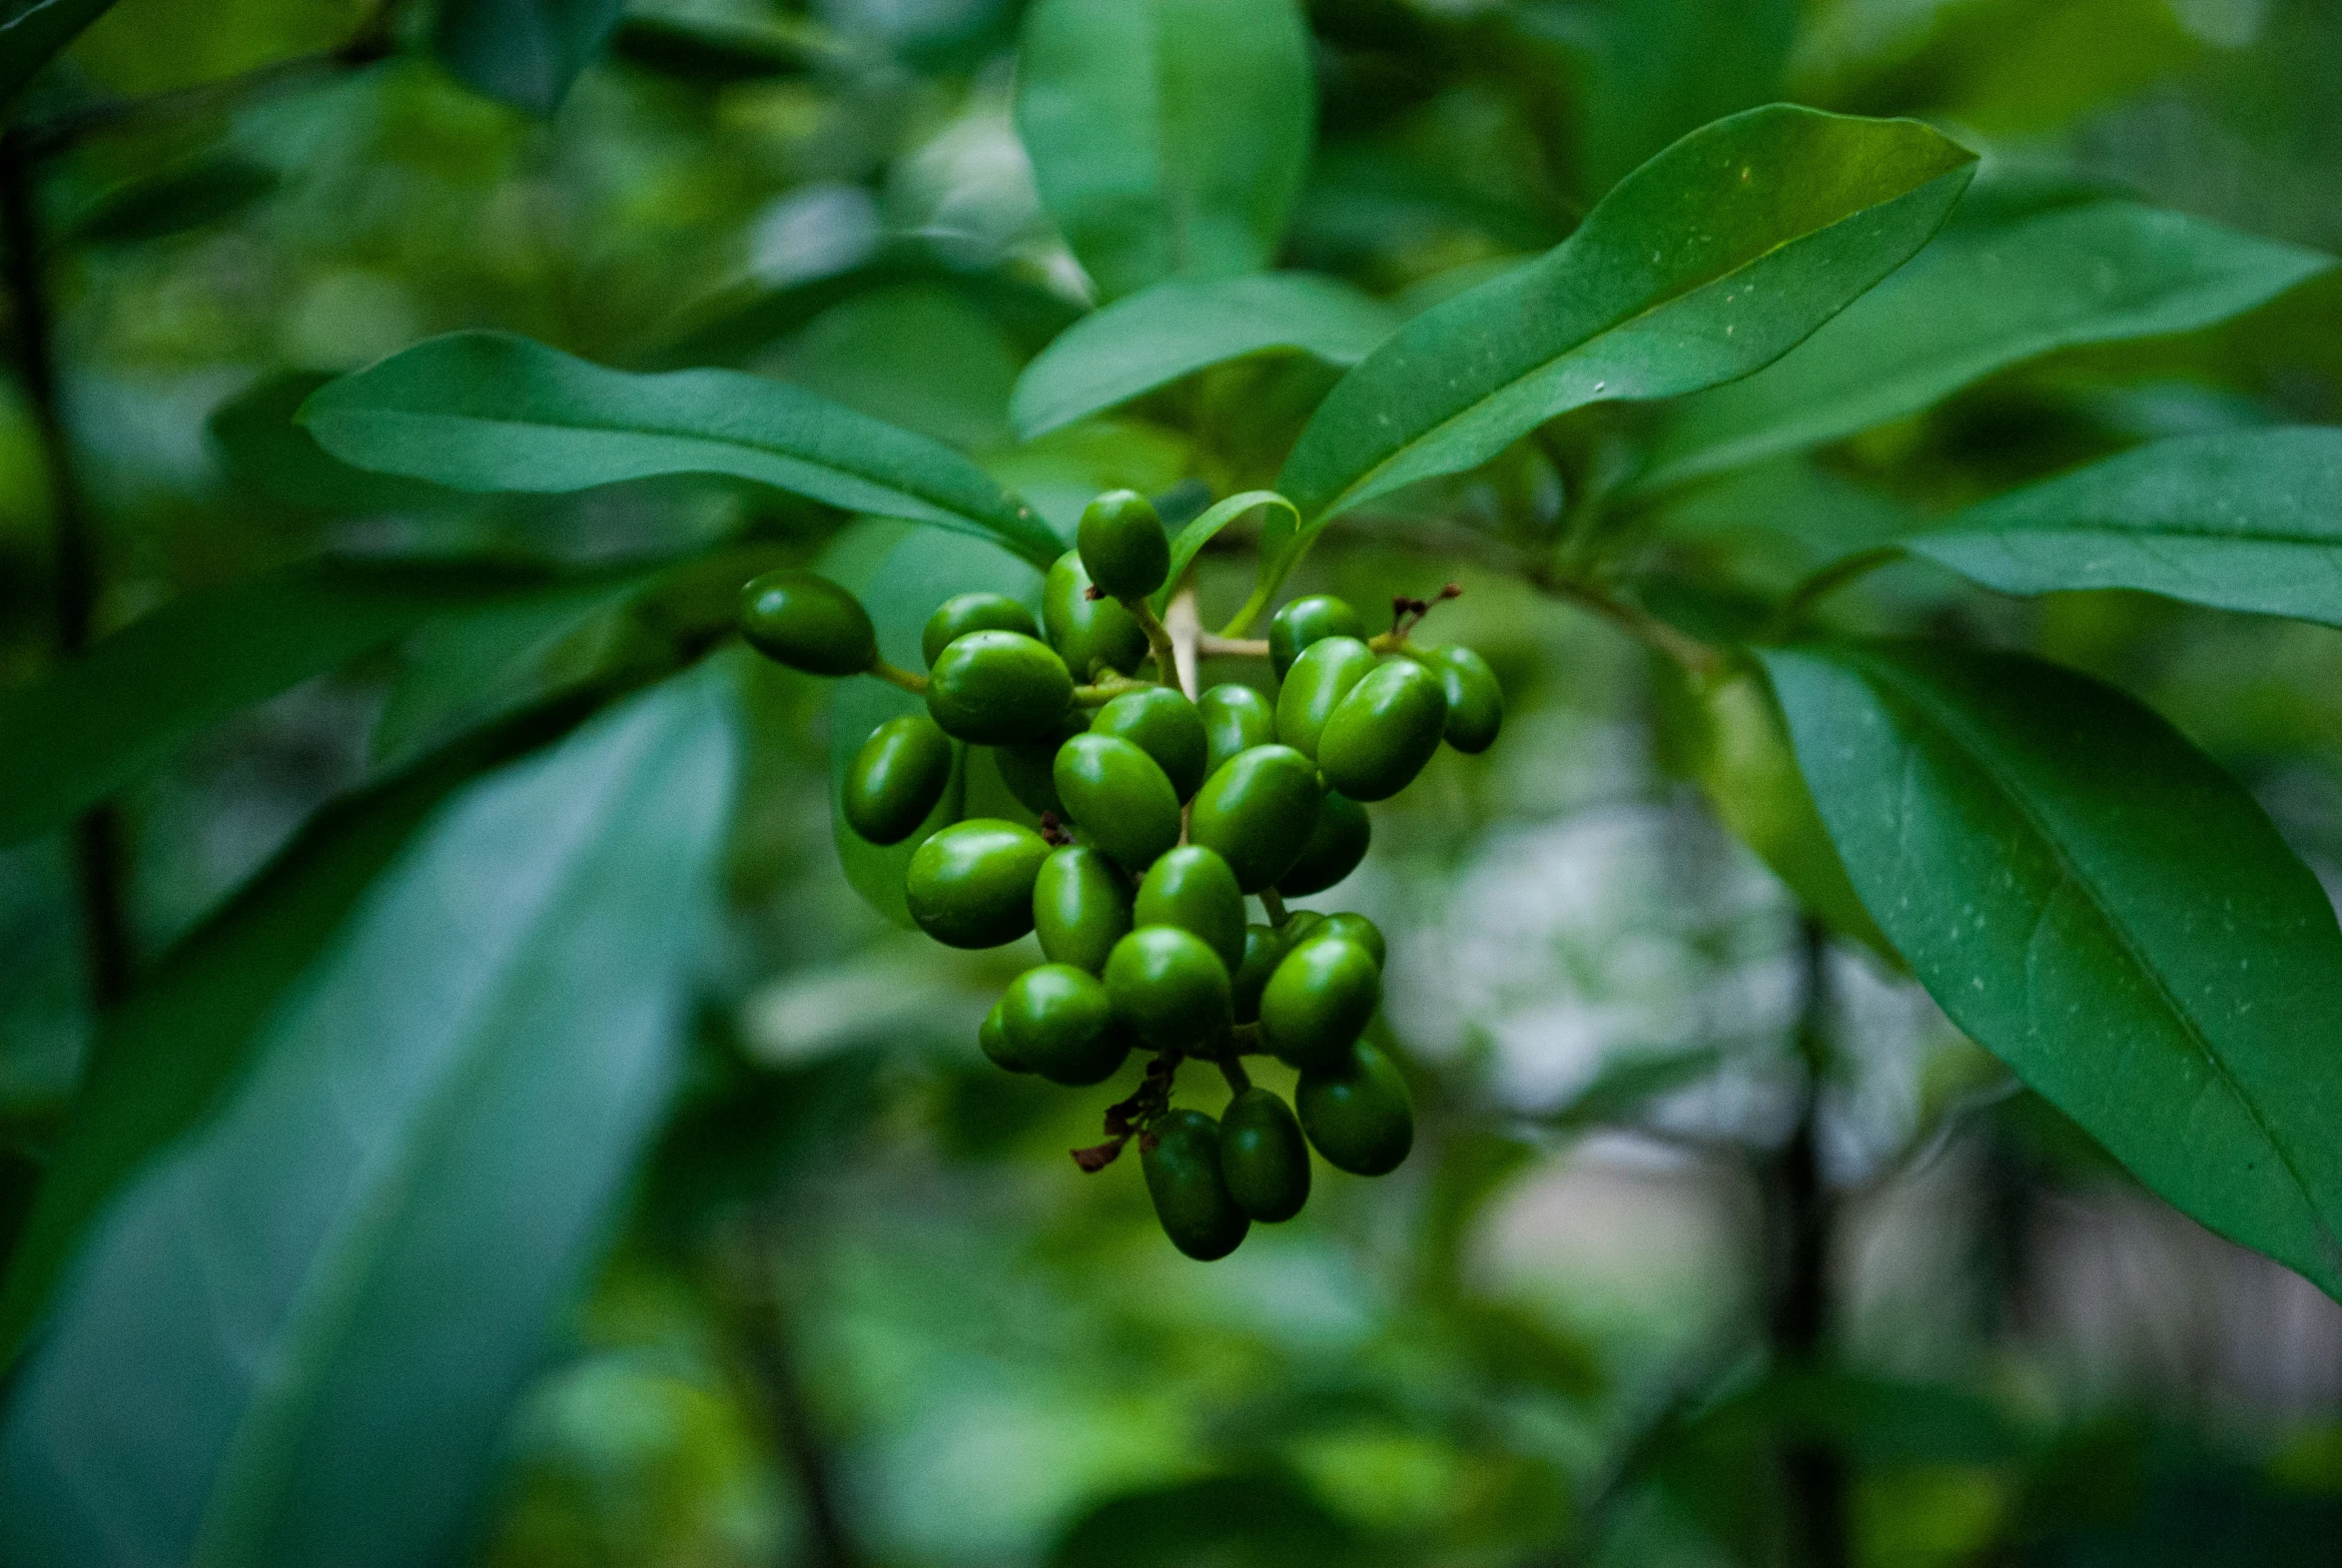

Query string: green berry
[1280,910,1327,949]
[1319,912,1385,969]
[1044,550,1149,679]
[1033,845,1133,975]
[1186,744,1321,893]
[1054,733,1182,872]
[1268,595,1366,681]
[994,712,1083,817]
[1143,1109,1248,1260]
[1230,923,1283,1025]
[979,999,1030,1074]
[922,592,1039,667]
[1296,1041,1413,1176]
[739,569,876,676]
[1091,686,1209,801]
[905,819,1051,948]
[926,630,1074,745]
[1000,964,1129,1086]
[1218,1089,1310,1222]
[1259,936,1381,1071]
[1197,683,1275,776]
[1135,845,1245,973]
[1277,789,1369,896]
[1316,657,1447,801]
[1076,488,1169,600]
[1423,645,1502,753]
[1104,926,1232,1051]
[842,714,954,846]
[1274,635,1377,760]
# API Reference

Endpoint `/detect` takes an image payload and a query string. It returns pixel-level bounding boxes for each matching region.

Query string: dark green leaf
[0,0,116,105]
[1011,273,1394,438]
[1050,1474,1355,1568]
[0,669,737,1564]
[432,0,623,113]
[209,372,467,514]
[1015,0,1314,301]
[1764,640,2342,1300]
[302,332,1062,566]
[1635,196,2333,493]
[63,155,279,248]
[606,14,826,85]
[1908,427,2342,627]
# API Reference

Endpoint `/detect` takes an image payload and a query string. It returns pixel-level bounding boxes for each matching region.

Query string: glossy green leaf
[1010,274,1394,438]
[1015,0,1313,301]
[1275,106,1978,531]
[302,332,1062,567]
[1154,489,1293,617]
[1635,194,2333,492]
[209,373,468,515]
[0,559,567,847]
[1907,427,2342,627]
[0,668,737,1565]
[432,0,624,113]
[1764,640,2342,1299]
[0,0,116,105]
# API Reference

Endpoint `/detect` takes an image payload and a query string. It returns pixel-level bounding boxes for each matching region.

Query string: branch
[1163,586,1201,698]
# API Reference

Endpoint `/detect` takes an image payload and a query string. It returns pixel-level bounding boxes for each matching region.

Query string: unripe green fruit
[1280,910,1327,949]
[1277,789,1369,896]
[1319,912,1385,969]
[905,819,1050,948]
[1054,733,1181,872]
[994,712,1083,817]
[1229,923,1283,1025]
[926,630,1074,745]
[1135,846,1245,972]
[1218,1089,1310,1222]
[739,569,876,676]
[1077,488,1169,600]
[1317,657,1447,801]
[1186,744,1321,893]
[1000,963,1128,1086]
[1033,845,1133,975]
[1044,551,1149,679]
[1424,645,1503,753]
[1092,687,1208,801]
[1143,1109,1248,1260]
[1275,636,1377,760]
[1296,1041,1413,1176]
[1105,926,1232,1051]
[1268,595,1367,681]
[843,714,954,846]
[922,591,1038,667]
[1198,683,1275,776]
[979,999,1030,1074]
[1260,936,1381,1071]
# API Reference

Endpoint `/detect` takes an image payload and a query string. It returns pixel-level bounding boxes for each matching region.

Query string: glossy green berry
[979,999,1030,1074]
[905,819,1050,948]
[1135,846,1244,972]
[926,630,1074,745]
[739,569,876,676]
[1033,845,1133,975]
[1000,964,1128,1086]
[843,714,954,846]
[1054,733,1181,872]
[1218,1089,1310,1222]
[1296,1041,1413,1176]
[1260,936,1381,1071]
[1198,683,1275,776]
[1277,789,1369,896]
[1319,912,1385,969]
[1044,551,1149,679]
[1275,636,1377,760]
[1186,744,1321,893]
[994,712,1083,817]
[1317,657,1447,802]
[1143,1109,1248,1260]
[1279,910,1327,949]
[1077,488,1169,601]
[1268,595,1367,681]
[1091,687,1209,801]
[1229,923,1283,1025]
[922,591,1038,667]
[1423,645,1503,753]
[1105,926,1232,1051]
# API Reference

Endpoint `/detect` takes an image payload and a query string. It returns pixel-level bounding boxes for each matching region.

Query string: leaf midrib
[1926,519,2342,551]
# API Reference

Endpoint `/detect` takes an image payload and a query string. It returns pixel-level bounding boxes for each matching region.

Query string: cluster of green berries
[738,489,1503,1259]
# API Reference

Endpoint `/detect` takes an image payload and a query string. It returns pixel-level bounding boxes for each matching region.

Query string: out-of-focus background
[4,0,2342,1563]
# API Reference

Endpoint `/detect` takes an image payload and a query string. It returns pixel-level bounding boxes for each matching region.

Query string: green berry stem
[1127,595,1183,695]
[1216,1057,1252,1096]
[1196,633,1269,658]
[1073,670,1153,706]
[870,657,930,694]
[1258,887,1291,927]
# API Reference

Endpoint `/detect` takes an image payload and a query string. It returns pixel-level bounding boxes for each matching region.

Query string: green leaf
[1274,106,1978,530]
[0,558,568,847]
[209,373,467,514]
[432,0,623,113]
[1906,427,2342,627]
[63,155,279,248]
[302,332,1062,567]
[0,0,116,105]
[0,669,737,1565]
[1014,0,1314,302]
[1763,641,2342,1300]
[1010,273,1394,438]
[606,14,825,84]
[1634,195,2334,493]
[1155,488,1293,618]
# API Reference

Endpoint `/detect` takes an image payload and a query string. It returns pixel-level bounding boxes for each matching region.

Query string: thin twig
[1163,586,1201,699]
[1760,547,1904,641]
[1196,633,1267,659]
[1128,595,1181,692]
[1528,564,1725,677]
